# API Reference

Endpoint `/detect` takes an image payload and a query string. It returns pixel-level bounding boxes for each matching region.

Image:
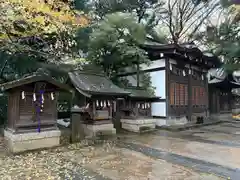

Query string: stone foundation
[155,116,188,127]
[210,113,232,121]
[4,130,61,153]
[121,119,156,133]
[82,123,116,138]
[156,112,210,127]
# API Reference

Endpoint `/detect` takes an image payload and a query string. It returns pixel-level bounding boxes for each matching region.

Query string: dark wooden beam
[117,67,166,77]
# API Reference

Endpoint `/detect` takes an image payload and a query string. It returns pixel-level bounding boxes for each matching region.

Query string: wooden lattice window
[19,94,35,122]
[180,84,185,105]
[170,83,175,105]
[201,87,206,106]
[171,83,190,106]
[175,83,180,105]
[192,87,196,105]
[196,87,200,105]
[184,85,188,105]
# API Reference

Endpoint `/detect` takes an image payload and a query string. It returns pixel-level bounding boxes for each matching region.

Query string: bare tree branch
[154,0,221,44]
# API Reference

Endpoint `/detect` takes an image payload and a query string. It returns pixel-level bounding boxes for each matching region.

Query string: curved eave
[141,43,221,69]
[90,91,131,97]
[0,75,72,93]
[129,96,161,102]
[209,79,240,89]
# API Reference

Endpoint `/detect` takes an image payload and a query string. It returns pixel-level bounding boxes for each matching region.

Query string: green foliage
[93,0,158,19]
[0,0,89,77]
[202,19,240,71]
[141,72,156,96]
[88,12,150,78]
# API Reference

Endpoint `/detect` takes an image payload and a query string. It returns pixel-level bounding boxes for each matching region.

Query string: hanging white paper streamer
[42,94,44,103]
[160,53,164,57]
[96,100,99,107]
[51,92,54,100]
[33,93,36,101]
[21,91,25,100]
[189,69,191,75]
[169,64,172,71]
[107,100,110,106]
[137,103,140,108]
[141,104,144,109]
[103,101,106,107]
[202,75,204,80]
[183,70,186,76]
[100,101,103,107]
[86,103,89,109]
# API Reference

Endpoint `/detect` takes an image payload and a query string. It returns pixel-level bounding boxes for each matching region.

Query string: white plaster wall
[141,59,166,70]
[149,70,166,117]
[152,102,166,117]
[149,70,166,99]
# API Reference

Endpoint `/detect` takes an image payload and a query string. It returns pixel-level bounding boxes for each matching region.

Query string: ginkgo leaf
[0,0,89,41]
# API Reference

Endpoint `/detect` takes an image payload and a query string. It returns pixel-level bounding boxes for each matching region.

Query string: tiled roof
[68,71,130,96]
[124,87,160,101]
[0,72,71,92]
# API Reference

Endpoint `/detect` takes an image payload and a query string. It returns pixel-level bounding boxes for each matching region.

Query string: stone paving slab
[221,122,240,128]
[121,133,240,169]
[191,131,240,143]
[156,121,222,132]
[118,142,239,180]
[201,125,240,135]
[61,144,223,180]
[154,130,240,148]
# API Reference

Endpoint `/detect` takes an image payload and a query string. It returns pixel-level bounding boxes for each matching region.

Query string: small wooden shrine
[119,87,161,133]
[208,69,240,120]
[119,87,160,119]
[1,70,71,152]
[67,70,129,137]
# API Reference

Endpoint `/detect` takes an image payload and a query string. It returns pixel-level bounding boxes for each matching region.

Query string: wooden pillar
[229,90,233,111]
[217,90,220,114]
[92,100,96,120]
[137,63,140,87]
[109,100,113,118]
[113,100,121,133]
[165,58,170,119]
[204,71,209,118]
[70,107,85,143]
[188,66,193,121]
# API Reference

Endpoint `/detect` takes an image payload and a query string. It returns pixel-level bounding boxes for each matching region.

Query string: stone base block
[121,119,156,133]
[156,117,188,127]
[210,113,232,121]
[4,130,61,153]
[82,123,116,138]
[155,119,168,126]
